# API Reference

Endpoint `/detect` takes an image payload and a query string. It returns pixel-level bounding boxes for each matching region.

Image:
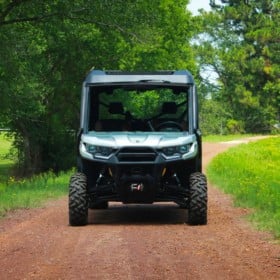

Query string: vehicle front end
[69,70,207,226]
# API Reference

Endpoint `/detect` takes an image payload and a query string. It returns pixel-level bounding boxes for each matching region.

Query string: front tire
[69,172,88,226]
[188,172,207,225]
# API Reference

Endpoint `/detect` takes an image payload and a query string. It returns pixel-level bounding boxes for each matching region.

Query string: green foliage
[226,119,245,134]
[0,0,196,175]
[195,0,280,133]
[0,132,14,182]
[200,99,230,135]
[1,0,278,176]
[207,137,280,238]
[0,132,69,217]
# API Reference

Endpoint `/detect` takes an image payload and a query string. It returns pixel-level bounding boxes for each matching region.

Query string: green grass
[0,132,14,182]
[203,134,256,142]
[0,170,71,217]
[0,132,71,217]
[1,131,279,237]
[207,136,280,238]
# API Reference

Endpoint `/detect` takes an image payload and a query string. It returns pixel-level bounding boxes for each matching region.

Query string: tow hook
[130,183,144,192]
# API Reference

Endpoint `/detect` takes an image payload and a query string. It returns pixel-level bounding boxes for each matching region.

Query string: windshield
[88,85,189,132]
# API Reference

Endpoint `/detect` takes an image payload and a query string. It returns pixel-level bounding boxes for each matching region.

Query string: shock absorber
[96,166,106,185]
[173,173,181,187]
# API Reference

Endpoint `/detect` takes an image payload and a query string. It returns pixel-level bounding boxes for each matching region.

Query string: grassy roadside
[0,132,70,217]
[1,131,279,239]
[0,132,14,183]
[203,134,256,142]
[207,136,280,239]
[0,171,71,217]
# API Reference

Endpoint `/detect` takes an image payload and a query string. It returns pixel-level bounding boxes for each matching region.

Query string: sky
[188,0,211,15]
[188,1,218,84]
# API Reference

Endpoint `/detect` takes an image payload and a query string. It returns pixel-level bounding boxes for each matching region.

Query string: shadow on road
[88,203,187,225]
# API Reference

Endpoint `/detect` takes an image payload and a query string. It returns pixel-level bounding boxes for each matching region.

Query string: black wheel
[69,172,88,226]
[88,200,109,209]
[188,172,207,225]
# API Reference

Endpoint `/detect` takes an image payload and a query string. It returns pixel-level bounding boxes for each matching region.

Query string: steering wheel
[155,121,183,131]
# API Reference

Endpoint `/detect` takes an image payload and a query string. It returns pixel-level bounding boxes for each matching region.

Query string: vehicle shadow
[88,203,187,225]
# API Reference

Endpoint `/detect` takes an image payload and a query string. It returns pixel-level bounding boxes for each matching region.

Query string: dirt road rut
[0,141,279,279]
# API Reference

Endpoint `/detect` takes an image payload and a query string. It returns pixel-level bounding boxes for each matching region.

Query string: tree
[194,0,280,133]
[0,0,197,175]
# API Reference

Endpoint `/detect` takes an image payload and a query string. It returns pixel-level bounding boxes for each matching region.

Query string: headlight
[162,144,191,157]
[85,144,97,154]
[85,144,114,158]
[179,144,190,154]
[162,146,179,157]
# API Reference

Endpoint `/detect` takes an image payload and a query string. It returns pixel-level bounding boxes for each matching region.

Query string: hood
[82,131,196,149]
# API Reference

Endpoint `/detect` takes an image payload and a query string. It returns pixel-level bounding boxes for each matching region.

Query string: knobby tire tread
[188,172,207,225]
[69,172,88,226]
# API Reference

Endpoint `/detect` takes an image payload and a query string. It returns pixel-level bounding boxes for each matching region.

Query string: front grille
[130,166,145,175]
[117,147,157,162]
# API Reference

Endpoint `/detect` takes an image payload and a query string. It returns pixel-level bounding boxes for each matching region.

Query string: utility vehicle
[69,70,207,226]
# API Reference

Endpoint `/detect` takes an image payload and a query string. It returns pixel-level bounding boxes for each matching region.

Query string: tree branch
[0,3,145,43]
[0,3,87,26]
[66,15,146,43]
[0,0,30,23]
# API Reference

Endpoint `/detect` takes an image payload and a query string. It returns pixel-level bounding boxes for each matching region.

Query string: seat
[161,102,177,114]
[108,102,124,115]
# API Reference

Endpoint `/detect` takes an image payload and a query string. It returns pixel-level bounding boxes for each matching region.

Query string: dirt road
[0,140,279,280]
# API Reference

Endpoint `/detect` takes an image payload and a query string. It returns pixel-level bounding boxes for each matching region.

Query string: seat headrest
[108,102,124,114]
[161,102,177,114]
